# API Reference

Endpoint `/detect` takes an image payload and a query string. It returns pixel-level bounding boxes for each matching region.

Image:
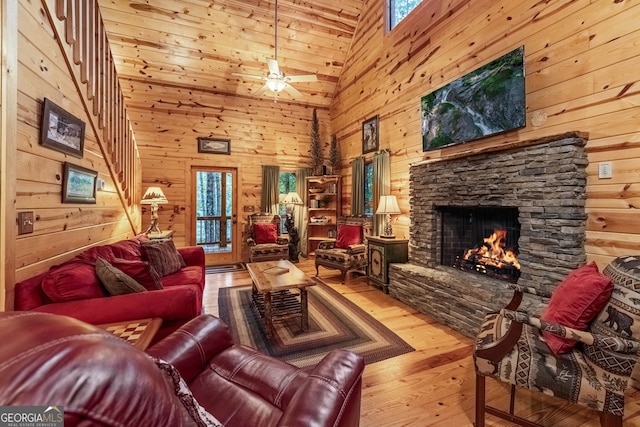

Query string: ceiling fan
[232,0,318,98]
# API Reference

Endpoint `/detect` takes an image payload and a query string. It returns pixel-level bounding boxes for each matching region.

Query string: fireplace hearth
[389,132,588,337]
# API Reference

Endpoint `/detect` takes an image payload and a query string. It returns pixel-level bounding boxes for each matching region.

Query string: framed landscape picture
[362,115,379,154]
[40,98,86,158]
[198,137,231,155]
[62,162,97,204]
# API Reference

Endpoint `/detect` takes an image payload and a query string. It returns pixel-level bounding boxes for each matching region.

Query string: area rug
[218,279,414,368]
[206,263,245,274]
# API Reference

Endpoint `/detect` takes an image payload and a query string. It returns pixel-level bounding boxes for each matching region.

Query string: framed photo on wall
[362,115,379,154]
[197,137,231,155]
[40,98,86,158]
[62,162,97,204]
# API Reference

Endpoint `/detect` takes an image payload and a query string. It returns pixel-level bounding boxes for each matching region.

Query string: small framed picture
[198,137,231,155]
[362,115,379,154]
[62,162,97,204]
[40,98,85,158]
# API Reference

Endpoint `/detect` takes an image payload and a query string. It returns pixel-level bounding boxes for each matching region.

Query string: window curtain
[296,167,312,257]
[373,150,391,236]
[351,156,365,216]
[260,165,280,214]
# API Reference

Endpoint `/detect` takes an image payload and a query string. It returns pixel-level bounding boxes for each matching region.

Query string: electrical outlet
[18,211,34,235]
[598,162,613,179]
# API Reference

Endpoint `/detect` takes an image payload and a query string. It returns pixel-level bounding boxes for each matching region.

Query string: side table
[367,237,408,293]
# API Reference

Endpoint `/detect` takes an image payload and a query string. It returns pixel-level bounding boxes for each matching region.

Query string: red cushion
[110,258,163,291]
[335,224,361,249]
[109,239,143,260]
[254,223,277,244]
[41,262,106,302]
[541,262,613,355]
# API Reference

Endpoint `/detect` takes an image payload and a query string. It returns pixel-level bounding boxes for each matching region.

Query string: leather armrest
[278,349,364,427]
[146,314,234,382]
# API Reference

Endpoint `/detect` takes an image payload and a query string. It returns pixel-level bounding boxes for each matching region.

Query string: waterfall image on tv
[422,46,525,151]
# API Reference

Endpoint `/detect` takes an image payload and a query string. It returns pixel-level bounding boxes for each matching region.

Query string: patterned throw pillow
[141,240,186,277]
[152,357,223,427]
[95,258,147,296]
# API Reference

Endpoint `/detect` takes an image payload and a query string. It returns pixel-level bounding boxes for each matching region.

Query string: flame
[463,229,520,270]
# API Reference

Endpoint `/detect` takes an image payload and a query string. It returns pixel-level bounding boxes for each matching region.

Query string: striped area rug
[218,280,414,368]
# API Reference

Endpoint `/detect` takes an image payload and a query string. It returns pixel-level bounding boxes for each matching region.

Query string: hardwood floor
[203,259,640,426]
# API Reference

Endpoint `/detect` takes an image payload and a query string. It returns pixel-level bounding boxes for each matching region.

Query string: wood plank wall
[8,1,141,306]
[127,85,330,257]
[331,0,640,267]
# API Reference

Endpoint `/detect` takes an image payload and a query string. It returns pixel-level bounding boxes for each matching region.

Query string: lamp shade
[376,195,400,214]
[141,187,168,204]
[283,191,303,205]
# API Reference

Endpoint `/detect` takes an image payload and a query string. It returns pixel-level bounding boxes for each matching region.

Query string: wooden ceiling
[98,0,364,109]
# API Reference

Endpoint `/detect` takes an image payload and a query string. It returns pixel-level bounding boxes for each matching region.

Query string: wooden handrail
[42,0,140,228]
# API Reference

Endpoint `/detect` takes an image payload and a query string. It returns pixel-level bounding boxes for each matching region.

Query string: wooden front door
[190,167,238,266]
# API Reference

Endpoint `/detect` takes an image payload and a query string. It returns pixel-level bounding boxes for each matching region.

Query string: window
[278,172,297,233]
[364,162,374,216]
[389,0,423,30]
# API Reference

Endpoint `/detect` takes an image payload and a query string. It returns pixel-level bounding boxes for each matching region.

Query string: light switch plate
[18,211,34,235]
[598,162,613,179]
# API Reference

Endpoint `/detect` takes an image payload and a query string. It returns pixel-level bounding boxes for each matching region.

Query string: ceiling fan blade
[286,74,318,83]
[283,84,303,98]
[267,58,280,75]
[253,84,270,97]
[232,72,267,81]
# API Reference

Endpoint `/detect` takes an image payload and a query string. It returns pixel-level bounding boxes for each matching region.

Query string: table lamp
[376,195,401,238]
[141,186,168,234]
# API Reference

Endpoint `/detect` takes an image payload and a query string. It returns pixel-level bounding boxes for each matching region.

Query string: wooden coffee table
[97,318,162,350]
[246,260,316,338]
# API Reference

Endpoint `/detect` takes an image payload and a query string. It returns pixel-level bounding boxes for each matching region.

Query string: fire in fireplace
[439,207,520,282]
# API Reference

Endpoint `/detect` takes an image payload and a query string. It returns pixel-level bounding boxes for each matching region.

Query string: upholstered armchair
[247,213,289,263]
[315,216,372,283]
[474,256,640,427]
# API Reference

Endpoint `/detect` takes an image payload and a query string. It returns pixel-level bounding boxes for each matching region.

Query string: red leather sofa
[14,237,205,342]
[0,311,364,426]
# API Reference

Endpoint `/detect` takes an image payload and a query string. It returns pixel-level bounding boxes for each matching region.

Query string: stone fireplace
[389,132,588,338]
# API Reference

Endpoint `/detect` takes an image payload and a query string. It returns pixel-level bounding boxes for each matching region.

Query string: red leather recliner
[0,311,364,426]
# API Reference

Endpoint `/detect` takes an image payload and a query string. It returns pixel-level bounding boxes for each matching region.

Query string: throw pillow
[335,224,362,249]
[152,357,223,426]
[141,240,186,277]
[540,262,613,355]
[41,262,106,302]
[254,223,278,244]
[95,258,147,296]
[110,258,163,291]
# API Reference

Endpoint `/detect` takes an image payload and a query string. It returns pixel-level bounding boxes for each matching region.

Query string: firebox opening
[438,206,520,283]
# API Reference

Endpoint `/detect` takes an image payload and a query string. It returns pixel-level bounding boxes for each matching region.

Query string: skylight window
[389,0,423,30]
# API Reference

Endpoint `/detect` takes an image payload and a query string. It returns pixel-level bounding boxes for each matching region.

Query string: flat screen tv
[422,45,525,151]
